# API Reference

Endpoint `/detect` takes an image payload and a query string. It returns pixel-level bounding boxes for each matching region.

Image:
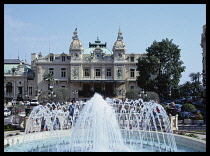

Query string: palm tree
[189,72,198,82]
[43,72,55,90]
[189,72,202,96]
[196,72,201,83]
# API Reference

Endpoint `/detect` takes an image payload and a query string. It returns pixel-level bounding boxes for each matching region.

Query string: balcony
[54,77,68,82]
[106,76,113,80]
[95,76,101,80]
[83,76,91,79]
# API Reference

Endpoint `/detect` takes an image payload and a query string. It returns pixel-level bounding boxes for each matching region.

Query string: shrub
[146,91,160,102]
[182,103,196,112]
[4,124,20,131]
[186,133,199,139]
[125,90,139,99]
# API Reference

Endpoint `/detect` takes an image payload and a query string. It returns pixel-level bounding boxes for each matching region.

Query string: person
[69,101,75,117]
[167,102,177,116]
[68,101,75,127]
[156,106,160,113]
[41,117,46,131]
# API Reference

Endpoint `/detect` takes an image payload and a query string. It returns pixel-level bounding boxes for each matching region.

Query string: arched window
[6,82,12,94]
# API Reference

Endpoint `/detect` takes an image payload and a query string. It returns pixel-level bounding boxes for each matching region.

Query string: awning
[70,80,125,83]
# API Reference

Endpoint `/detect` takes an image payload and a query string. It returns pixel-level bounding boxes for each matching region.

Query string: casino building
[31,28,147,100]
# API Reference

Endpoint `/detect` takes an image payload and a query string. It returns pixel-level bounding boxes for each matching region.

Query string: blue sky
[4,4,206,84]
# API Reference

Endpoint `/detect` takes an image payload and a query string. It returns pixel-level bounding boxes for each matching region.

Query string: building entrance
[94,83,102,93]
[79,82,114,98]
[81,83,92,97]
[104,83,113,97]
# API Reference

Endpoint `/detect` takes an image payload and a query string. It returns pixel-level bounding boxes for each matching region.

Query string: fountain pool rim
[4,130,206,152]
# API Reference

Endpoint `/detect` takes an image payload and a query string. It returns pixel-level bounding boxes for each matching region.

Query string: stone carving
[117,67,122,78]
[72,67,79,79]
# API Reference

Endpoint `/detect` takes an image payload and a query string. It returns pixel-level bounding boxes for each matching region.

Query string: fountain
[4,93,205,152]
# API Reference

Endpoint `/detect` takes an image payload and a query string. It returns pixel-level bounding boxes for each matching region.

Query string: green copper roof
[84,38,113,55]
[83,47,113,55]
[4,63,31,74]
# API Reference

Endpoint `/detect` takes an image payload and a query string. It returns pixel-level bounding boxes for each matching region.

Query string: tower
[112,28,126,61]
[69,28,84,60]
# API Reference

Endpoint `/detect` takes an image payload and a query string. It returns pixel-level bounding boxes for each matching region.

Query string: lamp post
[120,89,125,102]
[37,89,42,104]
[72,89,78,101]
[25,91,28,101]
[48,90,56,103]
[138,89,148,101]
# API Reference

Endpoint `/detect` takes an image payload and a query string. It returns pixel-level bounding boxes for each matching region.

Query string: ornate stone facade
[4,59,34,101]
[31,29,147,100]
[201,24,206,98]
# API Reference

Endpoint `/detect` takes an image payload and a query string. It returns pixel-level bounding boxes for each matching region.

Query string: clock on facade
[74,53,79,58]
[96,53,101,58]
[118,53,122,58]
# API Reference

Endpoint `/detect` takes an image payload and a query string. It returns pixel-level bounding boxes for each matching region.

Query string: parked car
[178,97,185,101]
[179,111,194,119]
[184,97,193,103]
[30,99,39,106]
[192,101,203,105]
[175,104,182,112]
[174,99,184,104]
[4,109,11,117]
[23,101,30,105]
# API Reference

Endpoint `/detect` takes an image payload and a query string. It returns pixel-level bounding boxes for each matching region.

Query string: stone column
[24,116,29,131]
[102,65,105,79]
[169,114,178,131]
[91,64,94,79]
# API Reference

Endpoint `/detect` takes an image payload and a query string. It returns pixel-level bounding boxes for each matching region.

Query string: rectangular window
[62,56,65,61]
[50,56,54,61]
[18,87,22,94]
[96,69,101,76]
[29,87,32,96]
[84,69,90,76]
[61,68,66,77]
[106,68,111,76]
[49,68,54,75]
[130,69,135,78]
[130,56,135,62]
[130,86,134,90]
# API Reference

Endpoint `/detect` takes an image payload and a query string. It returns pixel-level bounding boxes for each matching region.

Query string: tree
[136,38,185,99]
[189,72,198,82]
[38,90,64,105]
[189,72,202,96]
[43,72,54,90]
[125,90,139,99]
[179,81,193,97]
[38,90,51,105]
[182,103,196,112]
[55,87,71,102]
[146,91,160,102]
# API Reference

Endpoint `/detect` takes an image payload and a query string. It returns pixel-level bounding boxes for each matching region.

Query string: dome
[112,29,126,52]
[69,28,84,51]
[70,39,83,49]
[84,47,113,55]
[113,40,125,48]
[84,37,113,55]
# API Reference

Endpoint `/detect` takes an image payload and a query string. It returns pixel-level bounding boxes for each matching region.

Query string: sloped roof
[4,59,22,64]
[4,59,31,74]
